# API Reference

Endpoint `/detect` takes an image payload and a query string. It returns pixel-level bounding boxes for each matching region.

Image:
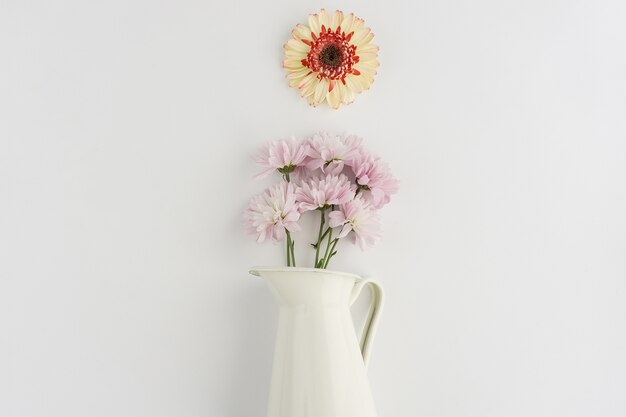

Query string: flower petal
[318,8,330,29]
[287,67,310,80]
[284,48,307,59]
[344,74,364,93]
[331,10,343,31]
[308,12,321,35]
[274,226,286,242]
[357,43,379,54]
[293,24,312,41]
[339,223,353,238]
[356,51,378,63]
[285,222,301,232]
[351,27,372,46]
[337,82,355,105]
[340,13,356,33]
[286,38,310,53]
[328,211,346,228]
[353,63,377,81]
[312,78,329,106]
[284,58,305,70]
[298,73,319,98]
[327,84,342,109]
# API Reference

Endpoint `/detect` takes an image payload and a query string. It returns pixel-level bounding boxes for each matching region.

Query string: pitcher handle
[350,278,384,368]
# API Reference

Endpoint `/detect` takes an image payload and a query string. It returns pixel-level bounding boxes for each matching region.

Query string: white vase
[250,266,384,417]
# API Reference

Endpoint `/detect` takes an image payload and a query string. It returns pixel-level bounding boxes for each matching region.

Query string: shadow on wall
[214,277,277,417]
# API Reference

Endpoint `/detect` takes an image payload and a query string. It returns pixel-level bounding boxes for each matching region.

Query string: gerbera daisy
[283,9,380,109]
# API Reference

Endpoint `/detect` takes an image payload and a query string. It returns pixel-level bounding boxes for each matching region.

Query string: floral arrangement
[283,9,379,109]
[244,133,398,269]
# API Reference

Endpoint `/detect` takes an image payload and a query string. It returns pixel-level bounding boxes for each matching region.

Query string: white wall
[2,0,626,416]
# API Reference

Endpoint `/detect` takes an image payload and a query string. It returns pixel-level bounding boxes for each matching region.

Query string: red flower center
[301,25,360,82]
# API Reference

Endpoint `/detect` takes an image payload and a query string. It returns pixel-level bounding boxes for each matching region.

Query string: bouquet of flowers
[244,132,398,269]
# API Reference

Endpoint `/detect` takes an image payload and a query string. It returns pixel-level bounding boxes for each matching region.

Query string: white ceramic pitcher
[250,267,384,417]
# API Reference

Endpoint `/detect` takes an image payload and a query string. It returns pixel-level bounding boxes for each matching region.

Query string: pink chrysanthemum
[255,137,310,180]
[283,9,379,109]
[306,132,362,175]
[243,182,301,243]
[295,174,355,212]
[328,196,381,249]
[351,152,399,209]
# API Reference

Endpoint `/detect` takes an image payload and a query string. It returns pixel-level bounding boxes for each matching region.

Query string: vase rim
[249,266,361,280]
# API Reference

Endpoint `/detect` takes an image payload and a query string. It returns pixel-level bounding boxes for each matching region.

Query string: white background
[2,0,626,416]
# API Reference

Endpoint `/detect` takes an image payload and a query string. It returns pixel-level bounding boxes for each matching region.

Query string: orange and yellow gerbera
[283,9,379,109]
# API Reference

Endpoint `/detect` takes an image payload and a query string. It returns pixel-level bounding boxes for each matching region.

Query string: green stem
[286,231,292,266]
[283,166,292,266]
[321,228,334,268]
[318,227,331,243]
[314,208,326,267]
[290,237,296,266]
[323,238,339,269]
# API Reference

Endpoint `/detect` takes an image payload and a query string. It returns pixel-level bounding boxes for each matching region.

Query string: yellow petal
[283,59,305,70]
[356,59,380,73]
[327,84,342,109]
[354,63,377,77]
[290,72,314,88]
[308,13,321,35]
[284,48,306,59]
[355,73,373,90]
[351,28,372,46]
[340,13,355,33]
[356,33,375,48]
[357,51,378,62]
[358,57,380,66]
[318,8,330,29]
[298,71,316,87]
[302,83,318,99]
[293,24,312,41]
[349,17,365,33]
[337,82,355,105]
[299,73,319,97]
[288,67,312,87]
[331,10,344,31]
[286,38,310,53]
[287,67,310,77]
[357,43,379,54]
[344,75,364,93]
[313,78,329,105]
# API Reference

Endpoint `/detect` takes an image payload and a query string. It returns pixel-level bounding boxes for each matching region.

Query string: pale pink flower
[306,132,362,175]
[295,174,355,212]
[328,196,381,250]
[243,182,301,243]
[350,152,399,209]
[255,137,310,179]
